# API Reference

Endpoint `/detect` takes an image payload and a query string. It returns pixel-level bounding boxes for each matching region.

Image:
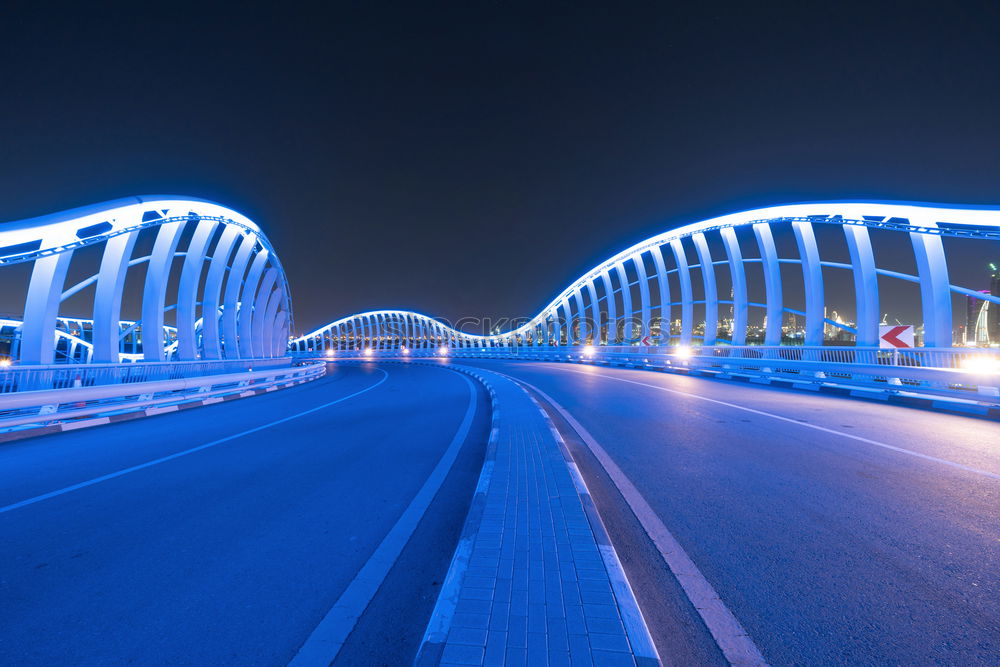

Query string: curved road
[0,363,490,666]
[452,358,1000,665]
[3,358,998,665]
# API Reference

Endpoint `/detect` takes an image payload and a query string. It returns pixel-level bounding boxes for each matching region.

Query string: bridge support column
[177,219,219,360]
[753,222,783,346]
[692,232,717,346]
[92,229,139,363]
[651,246,671,344]
[20,248,74,364]
[843,224,879,347]
[720,227,747,346]
[792,220,825,346]
[201,226,241,360]
[600,270,616,344]
[586,281,600,345]
[222,234,257,359]
[237,249,270,359]
[142,220,185,361]
[910,220,953,347]
[614,262,632,344]
[633,254,651,343]
[670,239,693,346]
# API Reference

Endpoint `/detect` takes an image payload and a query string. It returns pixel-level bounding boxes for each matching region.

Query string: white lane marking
[555,367,1000,482]
[0,369,391,516]
[415,368,497,661]
[518,379,767,666]
[289,373,479,667]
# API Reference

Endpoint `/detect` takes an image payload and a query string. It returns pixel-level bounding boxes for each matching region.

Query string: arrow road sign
[879,324,914,348]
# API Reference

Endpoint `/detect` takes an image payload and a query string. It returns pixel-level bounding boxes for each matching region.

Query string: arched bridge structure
[291,310,486,353]
[0,316,182,364]
[292,201,1000,354]
[0,196,292,365]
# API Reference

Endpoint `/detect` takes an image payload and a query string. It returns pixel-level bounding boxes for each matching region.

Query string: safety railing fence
[297,344,1000,368]
[0,361,325,433]
[0,357,293,393]
[298,345,1000,401]
[560,345,1000,371]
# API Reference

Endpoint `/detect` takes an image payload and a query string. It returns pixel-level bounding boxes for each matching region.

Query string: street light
[961,355,1000,374]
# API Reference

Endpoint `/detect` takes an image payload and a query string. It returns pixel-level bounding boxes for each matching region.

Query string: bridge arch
[292,201,1000,352]
[0,196,292,364]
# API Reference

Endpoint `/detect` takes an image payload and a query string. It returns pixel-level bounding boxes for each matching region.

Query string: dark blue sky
[2,3,999,331]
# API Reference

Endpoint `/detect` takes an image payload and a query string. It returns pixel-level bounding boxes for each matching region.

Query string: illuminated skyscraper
[990,263,1000,343]
[966,290,990,345]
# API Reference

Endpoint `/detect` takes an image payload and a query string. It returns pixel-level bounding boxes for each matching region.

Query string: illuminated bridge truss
[0,316,182,364]
[292,202,1000,353]
[0,196,291,365]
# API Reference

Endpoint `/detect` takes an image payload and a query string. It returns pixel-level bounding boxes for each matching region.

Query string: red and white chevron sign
[879,324,914,348]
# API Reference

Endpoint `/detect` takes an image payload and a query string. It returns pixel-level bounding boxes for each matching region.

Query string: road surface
[3,357,998,665]
[0,362,489,666]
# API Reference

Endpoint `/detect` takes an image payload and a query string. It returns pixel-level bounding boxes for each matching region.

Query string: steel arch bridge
[0,316,183,364]
[0,196,291,365]
[291,201,1000,353]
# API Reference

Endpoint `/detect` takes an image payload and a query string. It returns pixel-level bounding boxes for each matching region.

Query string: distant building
[967,289,991,345]
[991,263,1000,344]
[966,263,1000,346]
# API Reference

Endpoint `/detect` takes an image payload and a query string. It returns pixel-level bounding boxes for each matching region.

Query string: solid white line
[289,373,479,667]
[414,368,497,661]
[519,379,768,666]
[0,369,391,516]
[555,367,1000,482]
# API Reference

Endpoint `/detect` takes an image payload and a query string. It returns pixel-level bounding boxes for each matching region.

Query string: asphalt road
[0,362,490,666]
[453,359,1000,665]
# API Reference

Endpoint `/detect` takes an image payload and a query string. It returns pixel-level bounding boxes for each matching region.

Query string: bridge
[0,198,998,665]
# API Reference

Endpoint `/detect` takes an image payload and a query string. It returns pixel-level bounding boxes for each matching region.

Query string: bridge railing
[583,344,1000,371]
[305,344,1000,401]
[0,357,293,393]
[0,361,325,434]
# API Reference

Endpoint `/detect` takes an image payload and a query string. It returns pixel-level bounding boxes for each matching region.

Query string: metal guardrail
[696,345,1000,370]
[303,346,1000,402]
[0,357,293,393]
[0,361,326,432]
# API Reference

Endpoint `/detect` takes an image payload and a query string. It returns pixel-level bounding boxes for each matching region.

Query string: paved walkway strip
[417,365,659,666]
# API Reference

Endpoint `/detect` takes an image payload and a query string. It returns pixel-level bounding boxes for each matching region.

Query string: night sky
[2,3,1000,333]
